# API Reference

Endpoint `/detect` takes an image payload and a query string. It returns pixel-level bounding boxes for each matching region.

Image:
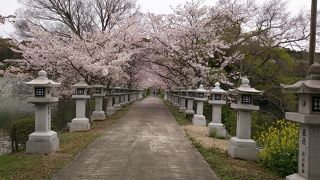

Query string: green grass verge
[164,100,281,180]
[164,101,191,126]
[0,105,132,180]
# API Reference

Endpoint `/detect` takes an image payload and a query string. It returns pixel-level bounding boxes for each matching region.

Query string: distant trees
[0,38,22,62]
[16,0,138,37]
[0,15,15,25]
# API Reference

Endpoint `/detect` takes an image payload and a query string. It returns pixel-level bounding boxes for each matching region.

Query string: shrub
[9,117,34,152]
[252,111,277,139]
[257,119,298,177]
[221,105,237,136]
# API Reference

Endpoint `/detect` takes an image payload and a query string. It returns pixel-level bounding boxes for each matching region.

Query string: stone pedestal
[192,101,206,126]
[120,94,126,106]
[192,114,206,126]
[175,96,181,110]
[228,104,259,160]
[174,96,179,108]
[130,93,135,102]
[208,123,227,137]
[70,96,90,132]
[179,97,186,112]
[106,96,115,116]
[91,96,106,121]
[70,118,90,132]
[228,137,258,161]
[26,104,59,154]
[185,98,195,116]
[208,104,226,137]
[114,95,121,111]
[124,94,129,105]
[26,130,59,154]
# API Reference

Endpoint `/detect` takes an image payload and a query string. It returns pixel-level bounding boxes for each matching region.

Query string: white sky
[0,0,315,38]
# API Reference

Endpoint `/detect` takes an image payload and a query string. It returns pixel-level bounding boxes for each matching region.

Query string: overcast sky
[0,0,314,38]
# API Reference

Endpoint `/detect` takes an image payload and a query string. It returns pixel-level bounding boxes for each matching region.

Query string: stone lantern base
[208,123,227,138]
[106,107,116,116]
[286,173,307,180]
[179,106,186,113]
[70,118,90,132]
[185,109,195,115]
[91,111,106,121]
[114,104,121,111]
[228,137,258,161]
[192,114,206,126]
[26,131,59,154]
[185,109,195,119]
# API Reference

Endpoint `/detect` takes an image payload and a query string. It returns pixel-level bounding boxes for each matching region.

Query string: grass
[164,101,191,126]
[0,105,132,180]
[189,137,281,180]
[164,100,281,180]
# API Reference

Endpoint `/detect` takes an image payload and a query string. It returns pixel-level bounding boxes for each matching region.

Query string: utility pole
[309,0,317,67]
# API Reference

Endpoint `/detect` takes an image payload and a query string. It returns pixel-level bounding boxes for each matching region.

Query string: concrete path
[54,97,218,180]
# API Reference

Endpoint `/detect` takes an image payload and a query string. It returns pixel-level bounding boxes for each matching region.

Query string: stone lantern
[282,64,320,180]
[228,77,261,161]
[124,88,129,105]
[185,87,195,118]
[113,87,122,110]
[91,85,106,121]
[105,86,115,116]
[208,82,227,138]
[167,91,172,103]
[164,91,168,100]
[192,84,208,126]
[179,90,187,113]
[138,89,143,99]
[25,70,60,154]
[128,89,133,102]
[169,91,174,104]
[173,90,180,109]
[120,88,126,107]
[70,79,90,132]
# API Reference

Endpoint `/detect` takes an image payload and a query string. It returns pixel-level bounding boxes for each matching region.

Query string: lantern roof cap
[196,84,207,93]
[186,86,195,92]
[25,70,60,87]
[91,84,104,88]
[235,77,261,94]
[282,63,320,94]
[210,82,226,94]
[72,78,89,88]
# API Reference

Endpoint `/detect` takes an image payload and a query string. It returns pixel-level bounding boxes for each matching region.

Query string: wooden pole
[309,0,317,66]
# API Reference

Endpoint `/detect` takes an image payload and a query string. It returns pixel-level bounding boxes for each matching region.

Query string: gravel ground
[183,125,229,151]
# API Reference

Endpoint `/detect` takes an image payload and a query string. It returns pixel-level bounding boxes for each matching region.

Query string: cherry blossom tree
[139,0,309,90]
[10,13,146,96]
[145,1,243,89]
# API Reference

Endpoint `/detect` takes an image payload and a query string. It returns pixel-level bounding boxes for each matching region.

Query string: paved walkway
[54,97,218,180]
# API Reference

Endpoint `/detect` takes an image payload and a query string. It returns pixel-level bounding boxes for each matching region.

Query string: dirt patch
[183,125,229,151]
